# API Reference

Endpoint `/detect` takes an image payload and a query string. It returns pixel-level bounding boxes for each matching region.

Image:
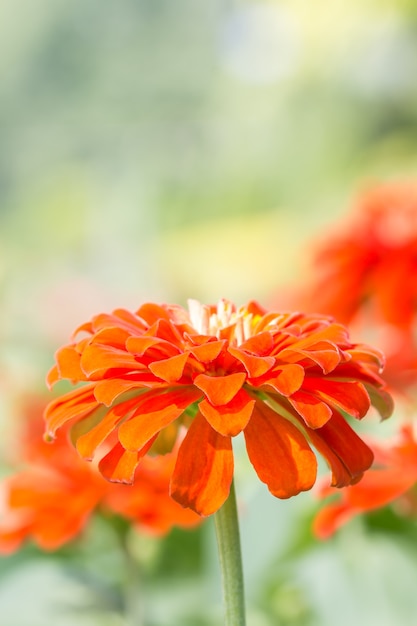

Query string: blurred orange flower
[44,299,393,517]
[0,397,200,554]
[313,424,417,540]
[299,182,417,331]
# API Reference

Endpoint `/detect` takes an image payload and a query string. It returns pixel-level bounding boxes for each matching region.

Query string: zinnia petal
[170,412,234,516]
[94,380,146,406]
[261,364,305,396]
[189,340,226,363]
[198,389,255,436]
[304,409,374,486]
[227,346,275,377]
[194,372,246,406]
[126,335,180,358]
[44,385,99,436]
[244,400,317,498]
[52,345,85,381]
[99,442,150,483]
[302,378,371,419]
[288,391,333,428]
[81,344,141,377]
[148,352,189,382]
[118,387,202,451]
[75,396,143,460]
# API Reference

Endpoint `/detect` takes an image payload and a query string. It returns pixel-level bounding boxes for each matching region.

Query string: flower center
[187,299,257,345]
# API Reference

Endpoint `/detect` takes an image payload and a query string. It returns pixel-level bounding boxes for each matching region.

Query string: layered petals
[44,298,393,515]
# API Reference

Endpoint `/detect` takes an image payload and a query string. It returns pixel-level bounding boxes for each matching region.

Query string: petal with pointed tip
[98,441,154,483]
[262,364,305,396]
[228,346,275,377]
[194,372,246,406]
[239,332,274,355]
[198,389,255,436]
[149,352,189,382]
[189,340,225,363]
[288,391,333,428]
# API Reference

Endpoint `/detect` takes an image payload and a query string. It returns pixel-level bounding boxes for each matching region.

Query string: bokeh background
[1,1,417,624]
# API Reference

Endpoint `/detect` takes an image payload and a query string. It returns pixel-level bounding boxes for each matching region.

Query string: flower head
[299,182,417,331]
[313,424,417,539]
[45,299,393,516]
[0,397,200,553]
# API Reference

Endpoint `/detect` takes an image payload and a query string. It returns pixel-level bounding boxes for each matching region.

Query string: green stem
[120,530,144,626]
[110,516,144,626]
[214,479,246,626]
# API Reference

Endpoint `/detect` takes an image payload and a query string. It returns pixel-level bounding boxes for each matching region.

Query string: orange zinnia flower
[0,397,200,553]
[299,182,417,331]
[313,424,417,539]
[44,299,393,517]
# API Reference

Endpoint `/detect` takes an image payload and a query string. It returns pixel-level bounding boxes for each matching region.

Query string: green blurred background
[1,1,417,624]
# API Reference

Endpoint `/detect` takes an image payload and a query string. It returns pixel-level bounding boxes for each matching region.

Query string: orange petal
[46,365,60,389]
[239,331,274,355]
[99,442,152,483]
[313,502,354,540]
[54,345,85,381]
[304,410,374,486]
[312,465,417,540]
[149,352,189,382]
[279,344,342,374]
[227,346,275,377]
[81,344,140,377]
[244,401,317,498]
[189,340,225,363]
[296,323,349,347]
[118,387,202,451]
[92,309,146,335]
[44,385,98,436]
[262,364,305,396]
[288,391,332,428]
[346,468,417,509]
[170,412,234,516]
[348,346,385,368]
[303,379,370,419]
[136,303,171,325]
[147,319,183,345]
[94,380,145,406]
[198,389,255,436]
[75,396,143,460]
[126,335,180,358]
[90,326,130,349]
[194,372,246,406]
